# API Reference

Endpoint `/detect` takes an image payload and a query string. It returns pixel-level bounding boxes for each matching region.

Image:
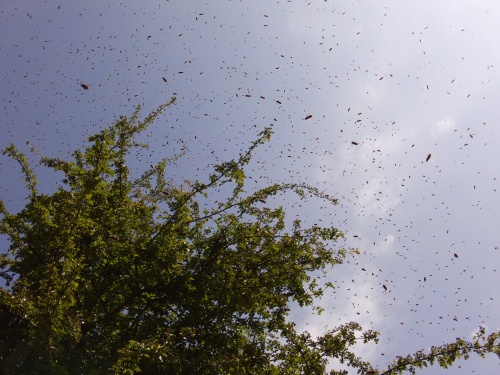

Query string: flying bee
[304,114,312,120]
[80,83,89,90]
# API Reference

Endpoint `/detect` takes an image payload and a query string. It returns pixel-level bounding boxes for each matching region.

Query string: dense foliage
[1,101,499,374]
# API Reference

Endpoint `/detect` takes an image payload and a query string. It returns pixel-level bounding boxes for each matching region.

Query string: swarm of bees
[5,5,498,372]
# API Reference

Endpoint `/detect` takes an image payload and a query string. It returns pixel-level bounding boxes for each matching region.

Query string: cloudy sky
[1,1,500,373]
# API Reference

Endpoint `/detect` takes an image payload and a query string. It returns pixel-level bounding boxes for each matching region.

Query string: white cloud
[377,234,395,255]
[433,117,455,136]
[294,279,386,365]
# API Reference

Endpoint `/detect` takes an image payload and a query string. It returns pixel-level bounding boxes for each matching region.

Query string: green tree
[0,100,499,374]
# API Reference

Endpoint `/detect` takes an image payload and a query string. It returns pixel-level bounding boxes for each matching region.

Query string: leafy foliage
[0,101,499,374]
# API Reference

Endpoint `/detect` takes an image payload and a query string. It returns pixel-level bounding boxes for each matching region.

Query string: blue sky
[1,1,500,373]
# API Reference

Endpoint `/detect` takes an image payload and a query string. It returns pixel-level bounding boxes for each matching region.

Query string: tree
[0,100,499,374]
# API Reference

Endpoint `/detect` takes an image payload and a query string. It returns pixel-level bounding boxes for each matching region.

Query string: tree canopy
[1,101,499,374]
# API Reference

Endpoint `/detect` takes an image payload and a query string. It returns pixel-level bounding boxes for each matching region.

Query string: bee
[275,100,282,104]
[383,284,388,291]
[351,141,359,145]
[80,83,89,90]
[304,114,312,120]
[162,77,167,83]
[426,153,431,162]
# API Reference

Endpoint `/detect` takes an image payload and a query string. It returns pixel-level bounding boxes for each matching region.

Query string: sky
[1,1,500,373]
